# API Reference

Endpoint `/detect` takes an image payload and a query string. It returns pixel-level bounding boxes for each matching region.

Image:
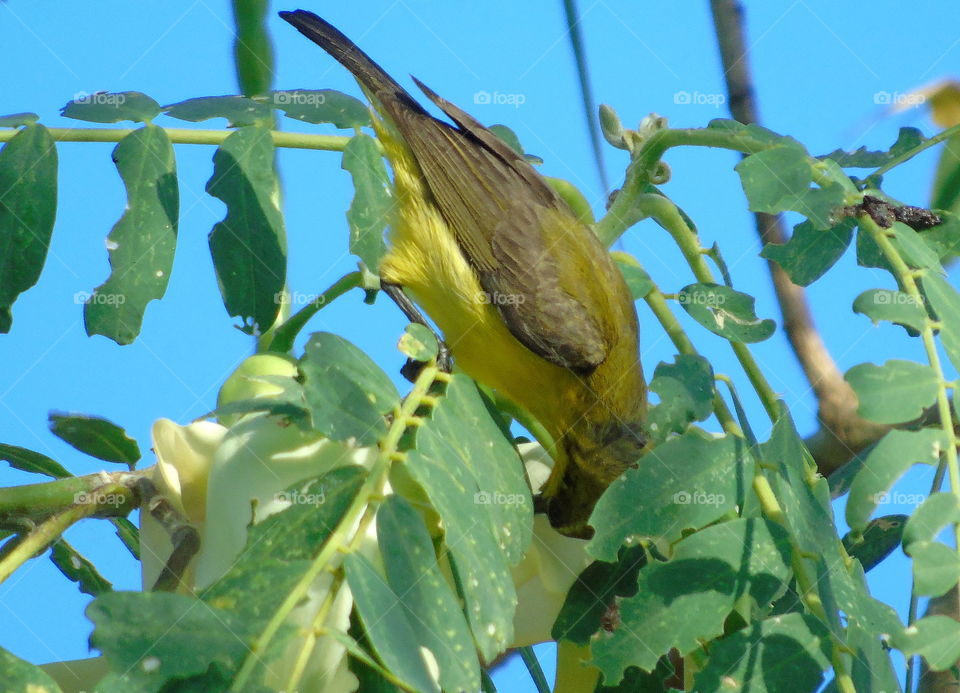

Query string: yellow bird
[281,10,647,536]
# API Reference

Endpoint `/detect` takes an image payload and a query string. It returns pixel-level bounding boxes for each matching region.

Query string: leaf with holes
[84,125,178,344]
[207,126,286,334]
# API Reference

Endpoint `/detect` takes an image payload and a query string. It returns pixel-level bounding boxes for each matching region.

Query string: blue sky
[1,1,957,690]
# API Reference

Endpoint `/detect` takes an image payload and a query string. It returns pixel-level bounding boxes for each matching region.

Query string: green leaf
[816,156,861,196]
[707,119,803,149]
[50,538,113,596]
[592,519,792,681]
[932,132,960,213]
[111,517,140,559]
[910,541,960,597]
[421,375,531,563]
[834,559,903,638]
[403,376,525,660]
[213,389,312,432]
[201,467,366,622]
[841,514,907,572]
[904,492,960,547]
[902,492,960,597]
[233,0,274,97]
[0,443,71,478]
[844,359,939,424]
[852,289,927,334]
[692,613,832,693]
[165,95,272,126]
[856,225,893,272]
[613,255,654,300]
[921,271,960,374]
[546,177,595,224]
[377,495,480,693]
[892,614,960,671]
[678,283,775,343]
[845,428,946,532]
[489,124,542,164]
[844,620,901,693]
[792,182,848,230]
[892,221,942,271]
[0,124,57,333]
[761,219,855,286]
[61,91,161,123]
[342,134,390,272]
[920,209,960,259]
[821,127,926,168]
[88,591,255,687]
[272,89,371,127]
[736,145,812,214]
[594,662,676,693]
[397,322,439,362]
[84,125,178,344]
[646,354,714,442]
[0,646,61,692]
[207,125,286,334]
[48,412,140,466]
[588,430,750,561]
[759,408,900,641]
[551,544,647,644]
[344,552,441,693]
[298,332,397,445]
[489,124,524,155]
[0,113,39,127]
[760,409,835,557]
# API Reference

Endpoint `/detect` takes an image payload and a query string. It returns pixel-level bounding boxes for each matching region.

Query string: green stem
[644,288,741,437]
[230,362,440,691]
[518,646,550,693]
[866,218,960,535]
[0,475,139,585]
[0,472,139,530]
[752,474,857,693]
[637,193,780,421]
[266,272,363,353]
[863,215,960,692]
[0,126,355,151]
[872,122,960,179]
[561,0,608,193]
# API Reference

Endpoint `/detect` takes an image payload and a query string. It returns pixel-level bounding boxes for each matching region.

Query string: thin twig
[562,0,609,193]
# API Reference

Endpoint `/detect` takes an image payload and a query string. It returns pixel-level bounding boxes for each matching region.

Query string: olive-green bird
[281,9,647,536]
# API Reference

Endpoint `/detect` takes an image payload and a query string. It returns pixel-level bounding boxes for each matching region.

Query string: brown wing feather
[281,9,610,372]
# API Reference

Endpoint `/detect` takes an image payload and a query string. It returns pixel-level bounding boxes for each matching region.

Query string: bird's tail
[279,10,426,120]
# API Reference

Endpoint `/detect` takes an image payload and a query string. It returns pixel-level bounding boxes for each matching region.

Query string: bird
[280,9,647,536]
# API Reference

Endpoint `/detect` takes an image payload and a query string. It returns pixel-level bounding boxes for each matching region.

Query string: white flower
[510,443,593,647]
[138,353,379,693]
